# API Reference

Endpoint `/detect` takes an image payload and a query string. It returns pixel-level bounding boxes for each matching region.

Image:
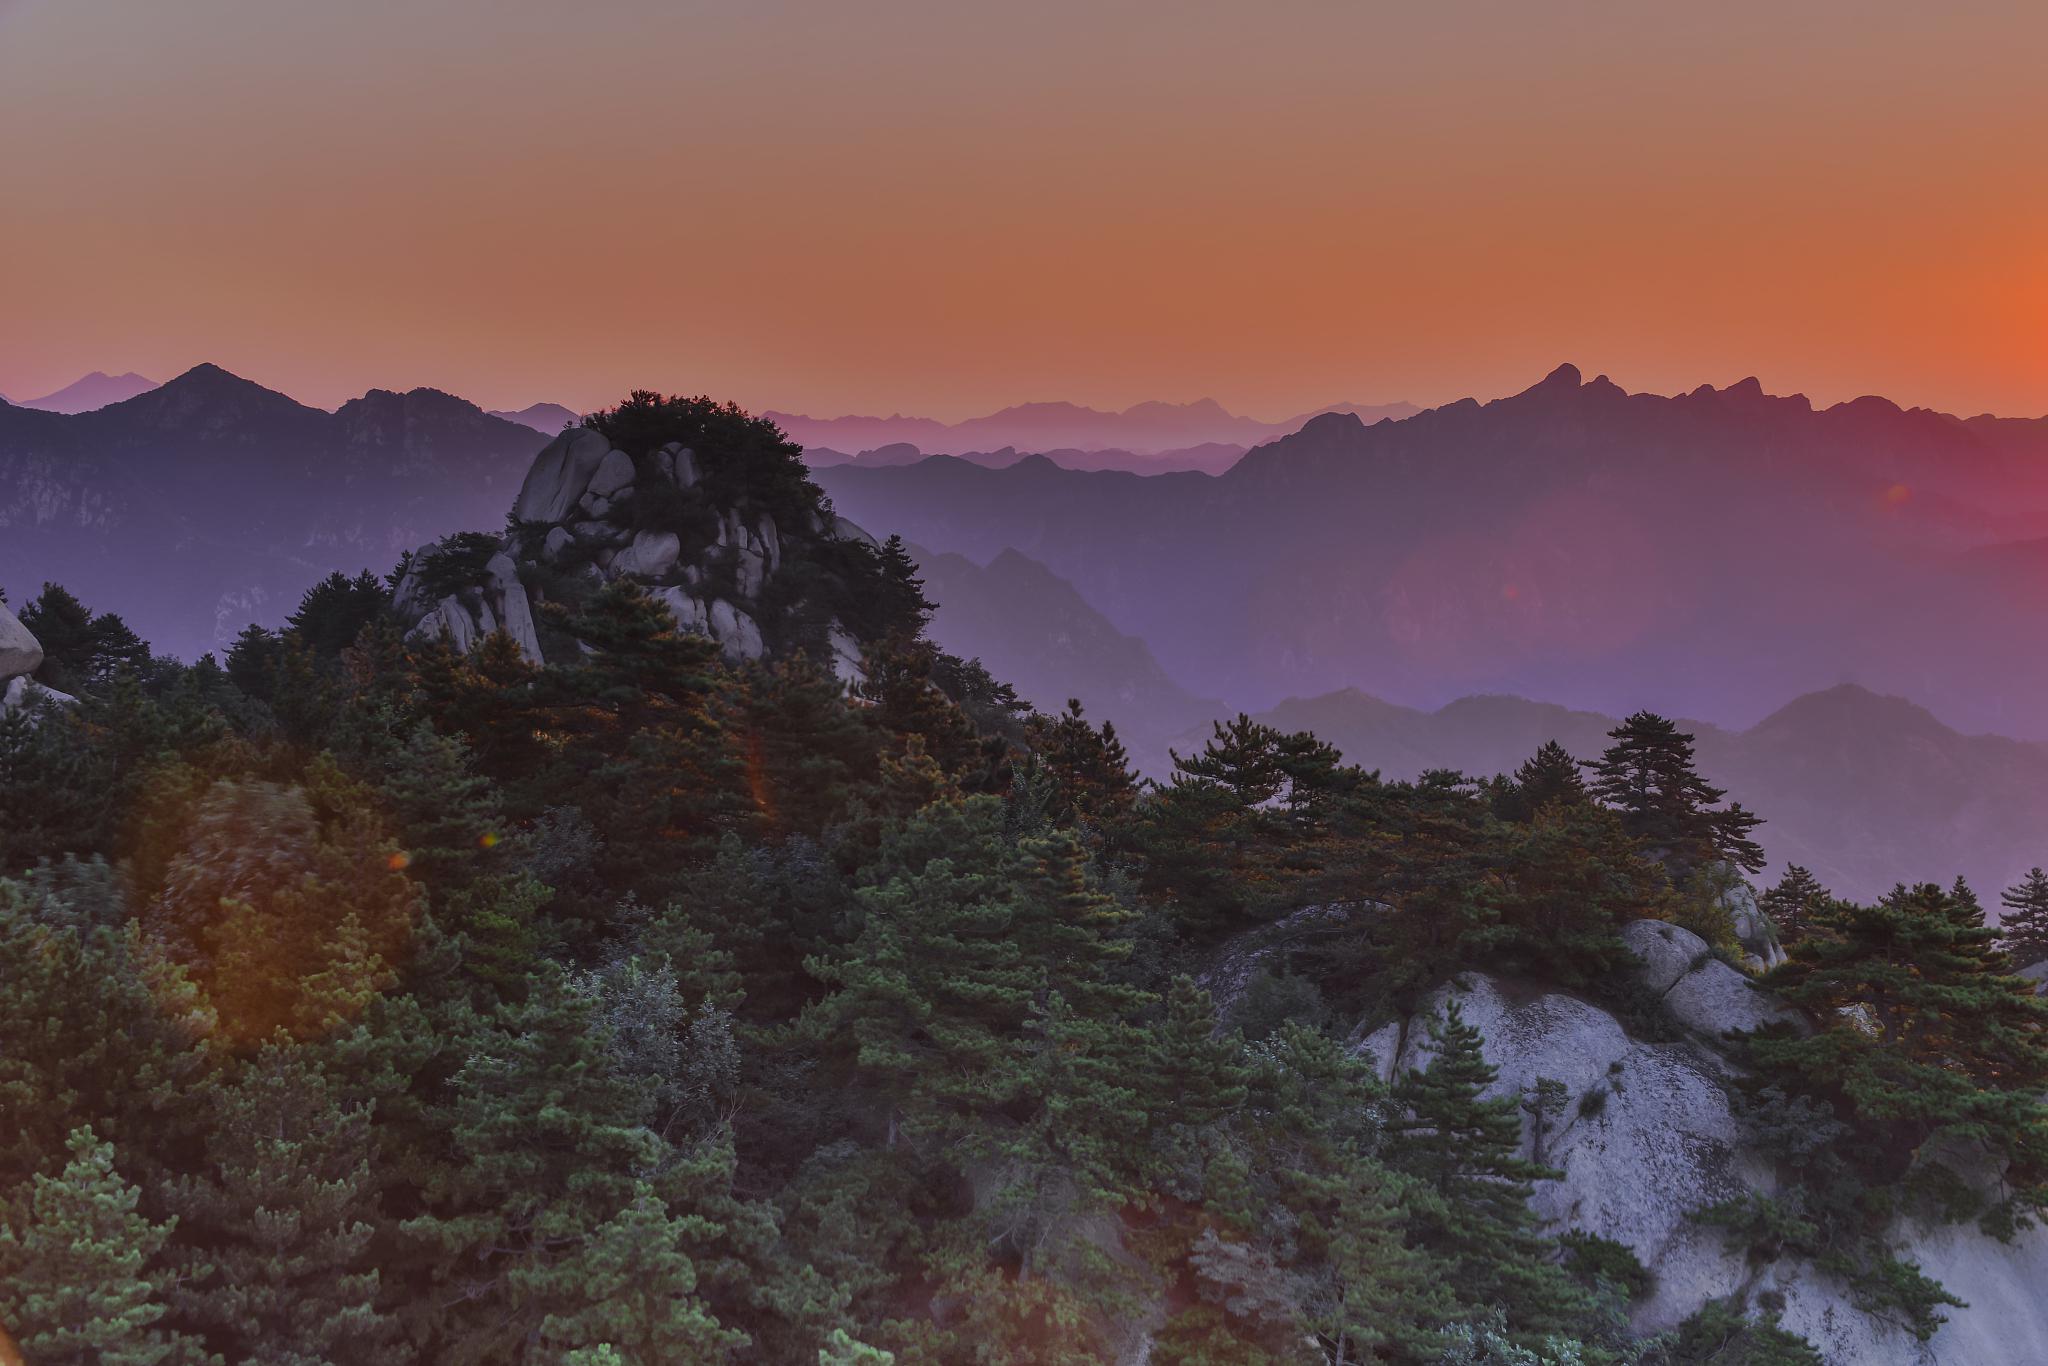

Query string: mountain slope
[816,366,2048,738]
[803,441,1249,475]
[771,396,1417,456]
[0,366,547,657]
[912,545,1221,757]
[488,401,579,434]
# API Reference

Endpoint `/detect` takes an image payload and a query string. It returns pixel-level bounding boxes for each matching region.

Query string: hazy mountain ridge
[0,365,547,657]
[8,370,160,413]
[1205,683,2048,906]
[912,544,1222,757]
[768,395,1419,456]
[803,440,1249,475]
[816,364,2048,739]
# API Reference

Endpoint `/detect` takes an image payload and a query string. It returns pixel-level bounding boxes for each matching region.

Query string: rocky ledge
[394,424,877,683]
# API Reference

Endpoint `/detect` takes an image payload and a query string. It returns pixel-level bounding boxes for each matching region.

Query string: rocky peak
[399,413,891,686]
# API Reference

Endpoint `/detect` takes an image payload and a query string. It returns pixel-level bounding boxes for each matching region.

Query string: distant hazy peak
[16,369,160,414]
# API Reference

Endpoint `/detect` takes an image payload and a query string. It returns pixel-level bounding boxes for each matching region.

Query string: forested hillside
[4,397,2048,1365]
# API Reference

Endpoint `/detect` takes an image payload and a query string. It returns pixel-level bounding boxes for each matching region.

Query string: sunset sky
[4,0,2045,419]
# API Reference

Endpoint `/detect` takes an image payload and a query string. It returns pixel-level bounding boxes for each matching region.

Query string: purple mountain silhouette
[15,371,159,414]
[769,397,1418,456]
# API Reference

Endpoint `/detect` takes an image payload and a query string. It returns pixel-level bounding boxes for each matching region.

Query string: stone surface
[514,428,614,524]
[707,599,764,661]
[1339,949,2044,1363]
[828,621,865,688]
[1620,919,1801,1041]
[1621,918,1703,995]
[612,530,681,579]
[585,448,636,500]
[1662,958,1802,1039]
[654,587,708,634]
[2,674,74,715]
[0,601,43,681]
[486,552,543,663]
[829,514,877,548]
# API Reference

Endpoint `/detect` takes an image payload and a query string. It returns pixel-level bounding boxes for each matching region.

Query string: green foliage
[286,568,393,659]
[0,1127,209,1366]
[1759,865,1832,949]
[1386,1002,1592,1343]
[1750,881,2048,1186]
[1585,712,1764,876]
[1499,739,1588,823]
[413,530,507,602]
[2000,867,2048,966]
[1641,1298,1822,1365]
[585,390,825,533]
[18,581,152,694]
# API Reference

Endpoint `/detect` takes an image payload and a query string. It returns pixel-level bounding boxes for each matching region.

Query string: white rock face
[486,553,543,663]
[1619,919,1803,1040]
[1346,939,2048,1363]
[612,530,681,579]
[827,621,865,688]
[585,448,636,500]
[707,599,764,661]
[829,514,878,548]
[654,587,709,634]
[2,674,75,715]
[514,429,616,523]
[1364,973,1767,1334]
[0,601,43,681]
[670,446,698,488]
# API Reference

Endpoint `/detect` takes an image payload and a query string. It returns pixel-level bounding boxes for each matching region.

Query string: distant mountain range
[1204,684,2048,907]
[488,401,580,434]
[5,371,161,414]
[0,365,546,658]
[817,364,2048,740]
[767,397,1420,457]
[805,441,1250,476]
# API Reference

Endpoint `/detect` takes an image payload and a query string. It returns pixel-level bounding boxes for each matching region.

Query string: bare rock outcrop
[0,599,43,682]
[1351,930,2048,1364]
[404,427,883,679]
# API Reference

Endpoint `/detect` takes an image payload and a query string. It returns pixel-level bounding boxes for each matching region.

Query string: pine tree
[1506,740,1587,821]
[285,568,392,659]
[1584,712,1764,875]
[804,798,1151,1196]
[400,965,663,1363]
[2001,868,2048,968]
[18,582,151,695]
[1026,699,1138,834]
[160,1044,407,1362]
[1386,1001,1589,1341]
[1759,865,1832,948]
[0,1128,205,1366]
[739,656,881,837]
[873,533,934,640]
[532,1183,746,1363]
[0,867,213,1192]
[1752,882,2048,1183]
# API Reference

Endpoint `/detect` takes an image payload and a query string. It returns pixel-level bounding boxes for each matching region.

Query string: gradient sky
[3,0,2045,419]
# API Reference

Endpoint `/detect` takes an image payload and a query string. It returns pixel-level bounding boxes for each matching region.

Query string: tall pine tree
[1999,868,2048,968]
[1386,1001,1589,1342]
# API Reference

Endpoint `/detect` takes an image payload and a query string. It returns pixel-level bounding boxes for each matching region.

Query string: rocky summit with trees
[4,394,2048,1365]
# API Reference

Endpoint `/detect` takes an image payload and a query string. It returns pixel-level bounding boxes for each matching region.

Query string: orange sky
[3,0,2045,419]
